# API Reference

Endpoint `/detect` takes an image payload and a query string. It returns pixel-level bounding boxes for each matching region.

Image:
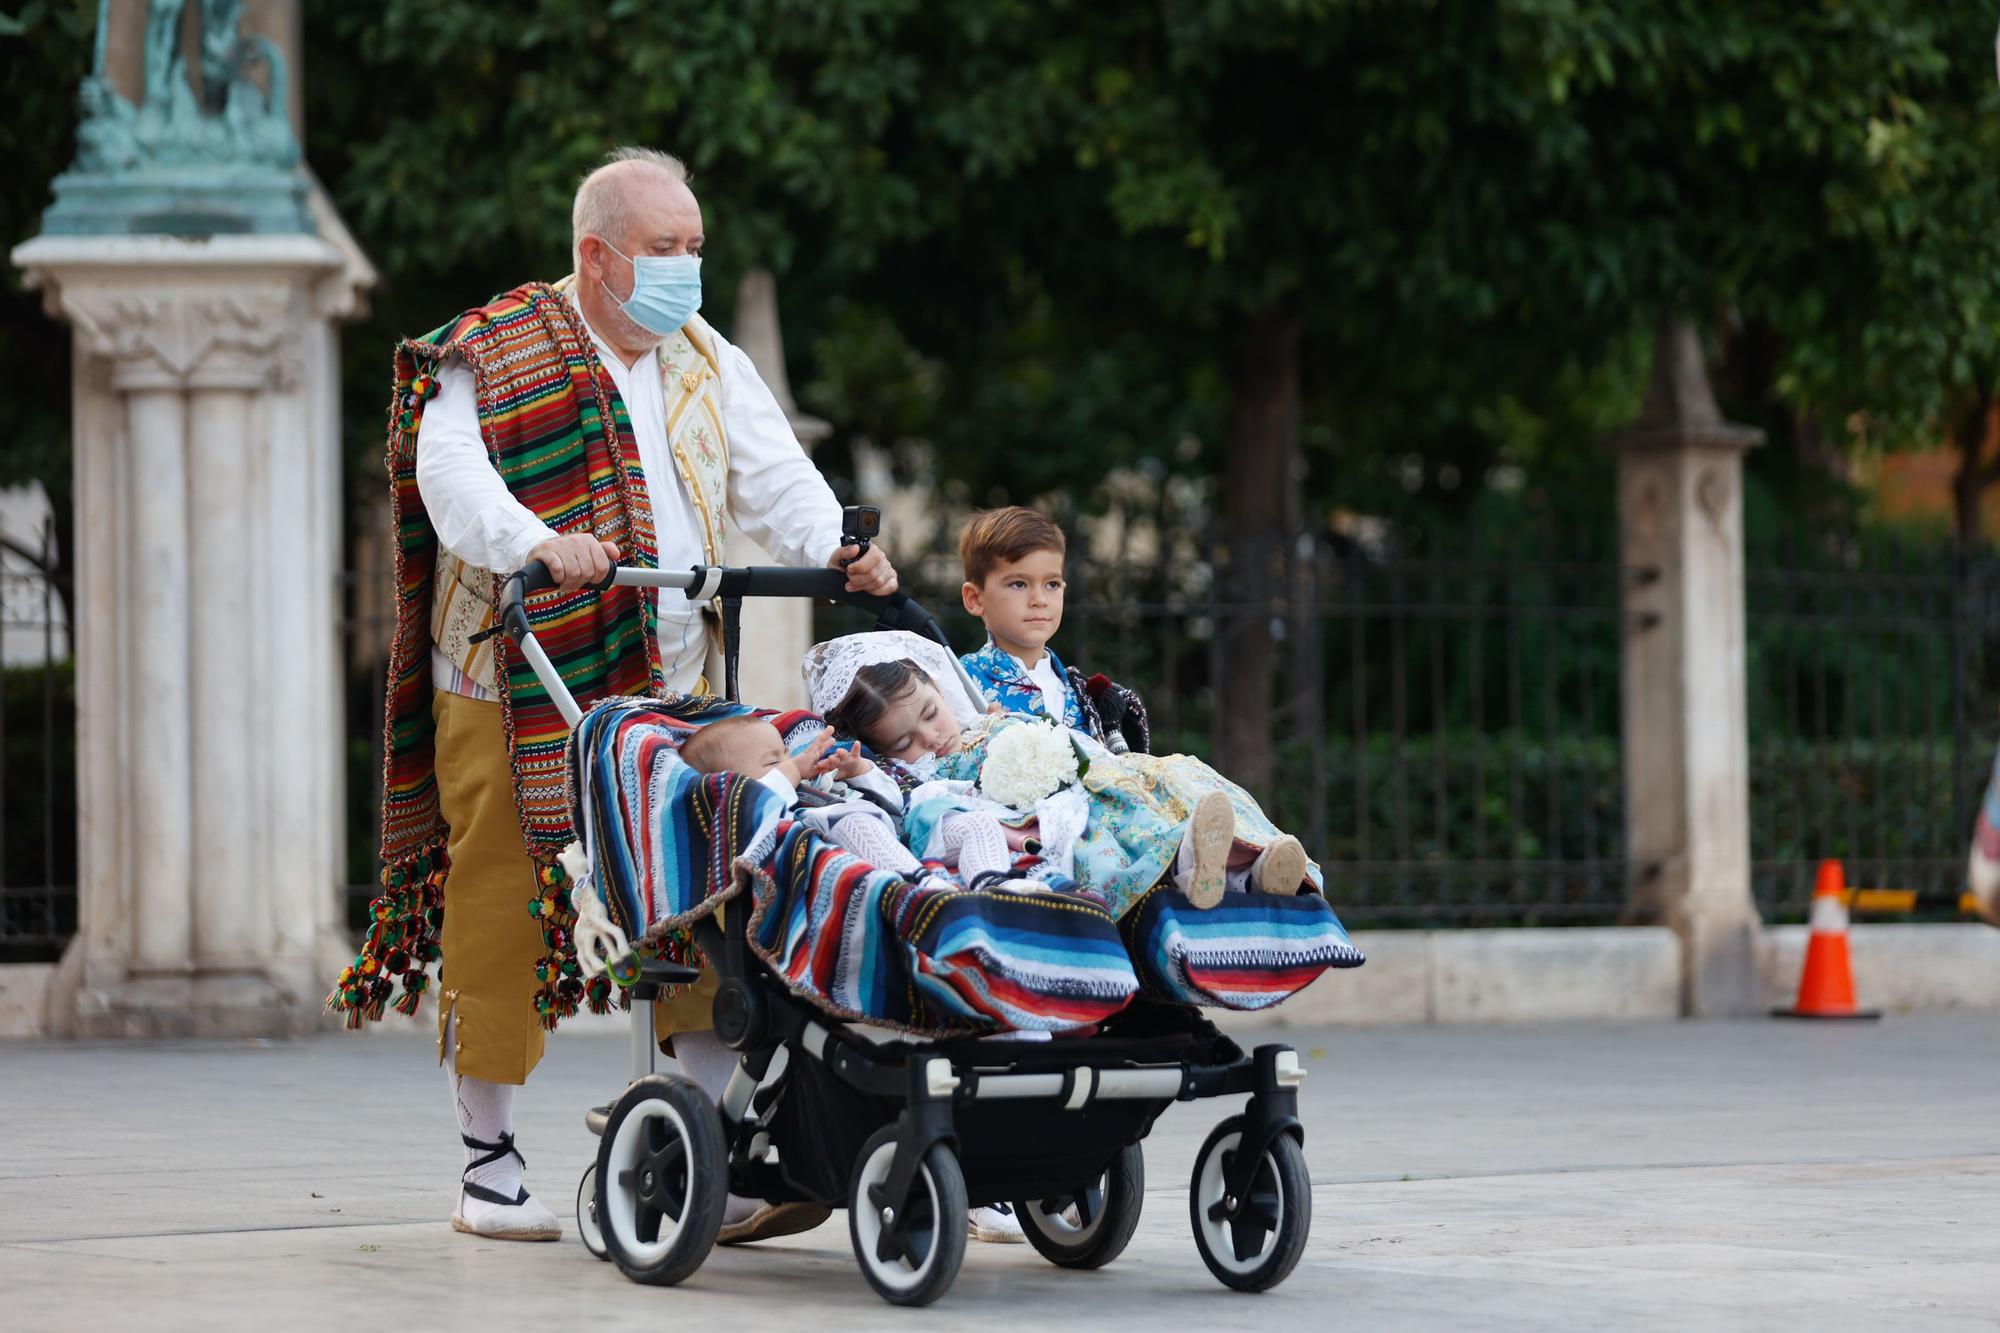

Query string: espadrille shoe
[1171,792,1235,909]
[450,1132,560,1241]
[1252,835,1310,896]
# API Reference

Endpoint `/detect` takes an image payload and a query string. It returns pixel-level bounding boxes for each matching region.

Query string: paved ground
[3,1012,1998,1330]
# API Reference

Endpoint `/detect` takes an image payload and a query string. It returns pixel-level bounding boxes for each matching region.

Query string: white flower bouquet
[978,719,1087,809]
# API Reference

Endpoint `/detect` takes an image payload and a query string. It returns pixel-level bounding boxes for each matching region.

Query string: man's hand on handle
[832,543,898,595]
[529,535,621,593]
[529,532,892,596]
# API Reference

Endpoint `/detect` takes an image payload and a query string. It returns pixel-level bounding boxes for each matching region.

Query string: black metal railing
[342,562,396,931]
[1746,529,1998,919]
[19,502,1990,955]
[837,514,1633,928]
[0,560,75,964]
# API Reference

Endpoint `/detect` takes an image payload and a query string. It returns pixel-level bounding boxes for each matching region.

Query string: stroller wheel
[595,1074,728,1285]
[576,1163,609,1261]
[847,1125,967,1307]
[1014,1142,1146,1269]
[1188,1116,1311,1292]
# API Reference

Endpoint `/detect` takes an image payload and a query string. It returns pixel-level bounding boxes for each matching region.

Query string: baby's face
[866,680,964,763]
[703,720,789,778]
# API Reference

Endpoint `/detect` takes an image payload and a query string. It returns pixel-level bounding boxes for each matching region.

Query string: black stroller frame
[500,559,1314,1305]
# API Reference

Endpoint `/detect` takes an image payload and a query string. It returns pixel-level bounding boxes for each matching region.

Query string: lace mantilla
[803,631,988,725]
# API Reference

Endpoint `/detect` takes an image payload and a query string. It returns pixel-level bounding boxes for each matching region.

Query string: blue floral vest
[959,638,1087,731]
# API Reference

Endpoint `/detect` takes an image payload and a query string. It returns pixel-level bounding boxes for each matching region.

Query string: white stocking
[829,813,924,877]
[936,812,1012,883]
[444,1012,524,1204]
[670,1028,740,1102]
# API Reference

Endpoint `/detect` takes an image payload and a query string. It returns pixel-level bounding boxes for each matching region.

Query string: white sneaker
[968,1203,1026,1243]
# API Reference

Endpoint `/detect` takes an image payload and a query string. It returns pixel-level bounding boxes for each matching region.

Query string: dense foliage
[4,1,1999,816]
[4,3,1992,526]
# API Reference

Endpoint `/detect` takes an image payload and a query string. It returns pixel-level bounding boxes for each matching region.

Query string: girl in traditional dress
[805,632,1317,921]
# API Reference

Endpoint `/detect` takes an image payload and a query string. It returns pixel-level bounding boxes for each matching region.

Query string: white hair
[571,147,691,272]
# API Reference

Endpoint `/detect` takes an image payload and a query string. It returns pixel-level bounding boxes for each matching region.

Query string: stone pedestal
[1615,320,1766,1017]
[11,233,368,1037]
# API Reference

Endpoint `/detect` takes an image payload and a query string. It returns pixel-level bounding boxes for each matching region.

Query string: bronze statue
[77,0,293,172]
[48,0,310,234]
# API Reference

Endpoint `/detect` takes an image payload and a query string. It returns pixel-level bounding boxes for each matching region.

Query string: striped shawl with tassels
[329,281,663,1030]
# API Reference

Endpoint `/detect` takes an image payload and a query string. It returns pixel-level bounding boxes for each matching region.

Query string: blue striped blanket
[568,697,1140,1035]
[1120,883,1365,1011]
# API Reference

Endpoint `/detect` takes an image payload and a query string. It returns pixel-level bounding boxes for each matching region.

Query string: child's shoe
[1172,791,1234,908]
[1251,835,1309,896]
[968,1203,1026,1243]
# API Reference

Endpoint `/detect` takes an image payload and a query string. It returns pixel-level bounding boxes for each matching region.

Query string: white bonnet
[802,631,986,728]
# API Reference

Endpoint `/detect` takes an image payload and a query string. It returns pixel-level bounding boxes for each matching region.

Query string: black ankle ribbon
[461,1131,530,1207]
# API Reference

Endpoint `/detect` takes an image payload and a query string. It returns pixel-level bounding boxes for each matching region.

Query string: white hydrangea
[979,719,1082,809]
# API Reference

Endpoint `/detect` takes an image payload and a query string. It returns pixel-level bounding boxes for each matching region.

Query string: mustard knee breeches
[432,690,548,1085]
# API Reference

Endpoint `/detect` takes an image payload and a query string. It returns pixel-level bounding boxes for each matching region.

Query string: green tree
[1500,2,1992,540]
[300,0,1998,786]
[8,0,1992,787]
[1747,8,2000,544]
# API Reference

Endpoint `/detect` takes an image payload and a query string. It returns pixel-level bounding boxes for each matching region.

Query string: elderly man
[343,148,893,1243]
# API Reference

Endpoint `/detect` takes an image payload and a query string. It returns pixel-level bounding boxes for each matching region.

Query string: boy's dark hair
[823,659,928,751]
[678,715,764,773]
[959,506,1067,587]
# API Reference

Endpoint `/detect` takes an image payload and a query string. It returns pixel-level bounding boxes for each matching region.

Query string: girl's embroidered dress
[929,714,1322,919]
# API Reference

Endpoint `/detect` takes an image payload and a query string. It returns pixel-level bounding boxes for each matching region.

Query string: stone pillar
[124,383,194,977]
[1615,319,1765,1017]
[11,234,370,1036]
[725,268,830,710]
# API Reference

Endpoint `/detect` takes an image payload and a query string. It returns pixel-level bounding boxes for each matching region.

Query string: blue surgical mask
[600,242,702,336]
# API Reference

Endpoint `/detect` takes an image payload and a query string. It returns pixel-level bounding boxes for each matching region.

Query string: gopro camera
[840,505,882,566]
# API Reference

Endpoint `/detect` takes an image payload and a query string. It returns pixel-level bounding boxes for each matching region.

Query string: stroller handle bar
[497,559,989,725]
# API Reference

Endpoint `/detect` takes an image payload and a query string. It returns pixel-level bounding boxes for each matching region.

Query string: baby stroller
[496,558,1314,1306]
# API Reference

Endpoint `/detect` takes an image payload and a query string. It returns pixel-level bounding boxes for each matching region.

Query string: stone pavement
[3,1012,1998,1330]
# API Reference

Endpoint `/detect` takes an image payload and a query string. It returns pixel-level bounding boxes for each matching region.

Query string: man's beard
[606,300,668,352]
[591,279,669,353]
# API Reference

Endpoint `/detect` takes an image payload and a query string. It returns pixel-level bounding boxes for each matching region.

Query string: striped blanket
[1120,883,1365,1011]
[570,697,1140,1035]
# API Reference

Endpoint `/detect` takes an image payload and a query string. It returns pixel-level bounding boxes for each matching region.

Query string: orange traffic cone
[1773,860,1880,1021]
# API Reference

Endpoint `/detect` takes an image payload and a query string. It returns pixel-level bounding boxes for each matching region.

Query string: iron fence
[13,504,1996,959]
[0,562,74,964]
[830,512,1634,928]
[1745,531,1998,919]
[343,563,396,931]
